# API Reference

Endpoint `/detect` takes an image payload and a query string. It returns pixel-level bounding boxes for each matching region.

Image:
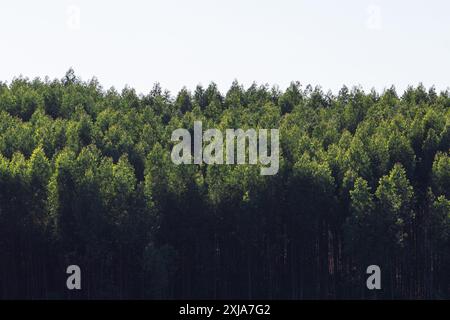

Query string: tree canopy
[0,72,448,299]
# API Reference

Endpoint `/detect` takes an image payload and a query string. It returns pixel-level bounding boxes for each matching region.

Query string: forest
[0,69,449,299]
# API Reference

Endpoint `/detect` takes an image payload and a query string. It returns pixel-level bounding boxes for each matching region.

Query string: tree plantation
[0,70,449,299]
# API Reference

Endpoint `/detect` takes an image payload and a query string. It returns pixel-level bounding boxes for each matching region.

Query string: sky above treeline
[1,0,449,95]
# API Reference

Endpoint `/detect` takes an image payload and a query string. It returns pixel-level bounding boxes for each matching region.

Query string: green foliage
[0,71,449,299]
[432,151,450,198]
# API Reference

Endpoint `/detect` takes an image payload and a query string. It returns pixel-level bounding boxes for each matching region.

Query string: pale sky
[1,0,449,95]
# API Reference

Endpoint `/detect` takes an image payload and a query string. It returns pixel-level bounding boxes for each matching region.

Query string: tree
[0,70,449,299]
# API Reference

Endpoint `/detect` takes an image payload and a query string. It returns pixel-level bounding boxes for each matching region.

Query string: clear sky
[1,0,449,95]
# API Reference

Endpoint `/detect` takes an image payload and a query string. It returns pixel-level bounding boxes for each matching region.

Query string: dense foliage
[0,70,449,299]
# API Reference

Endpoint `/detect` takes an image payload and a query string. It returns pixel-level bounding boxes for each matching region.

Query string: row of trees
[0,70,449,298]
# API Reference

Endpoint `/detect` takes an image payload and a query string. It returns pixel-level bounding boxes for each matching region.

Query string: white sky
[1,0,449,95]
